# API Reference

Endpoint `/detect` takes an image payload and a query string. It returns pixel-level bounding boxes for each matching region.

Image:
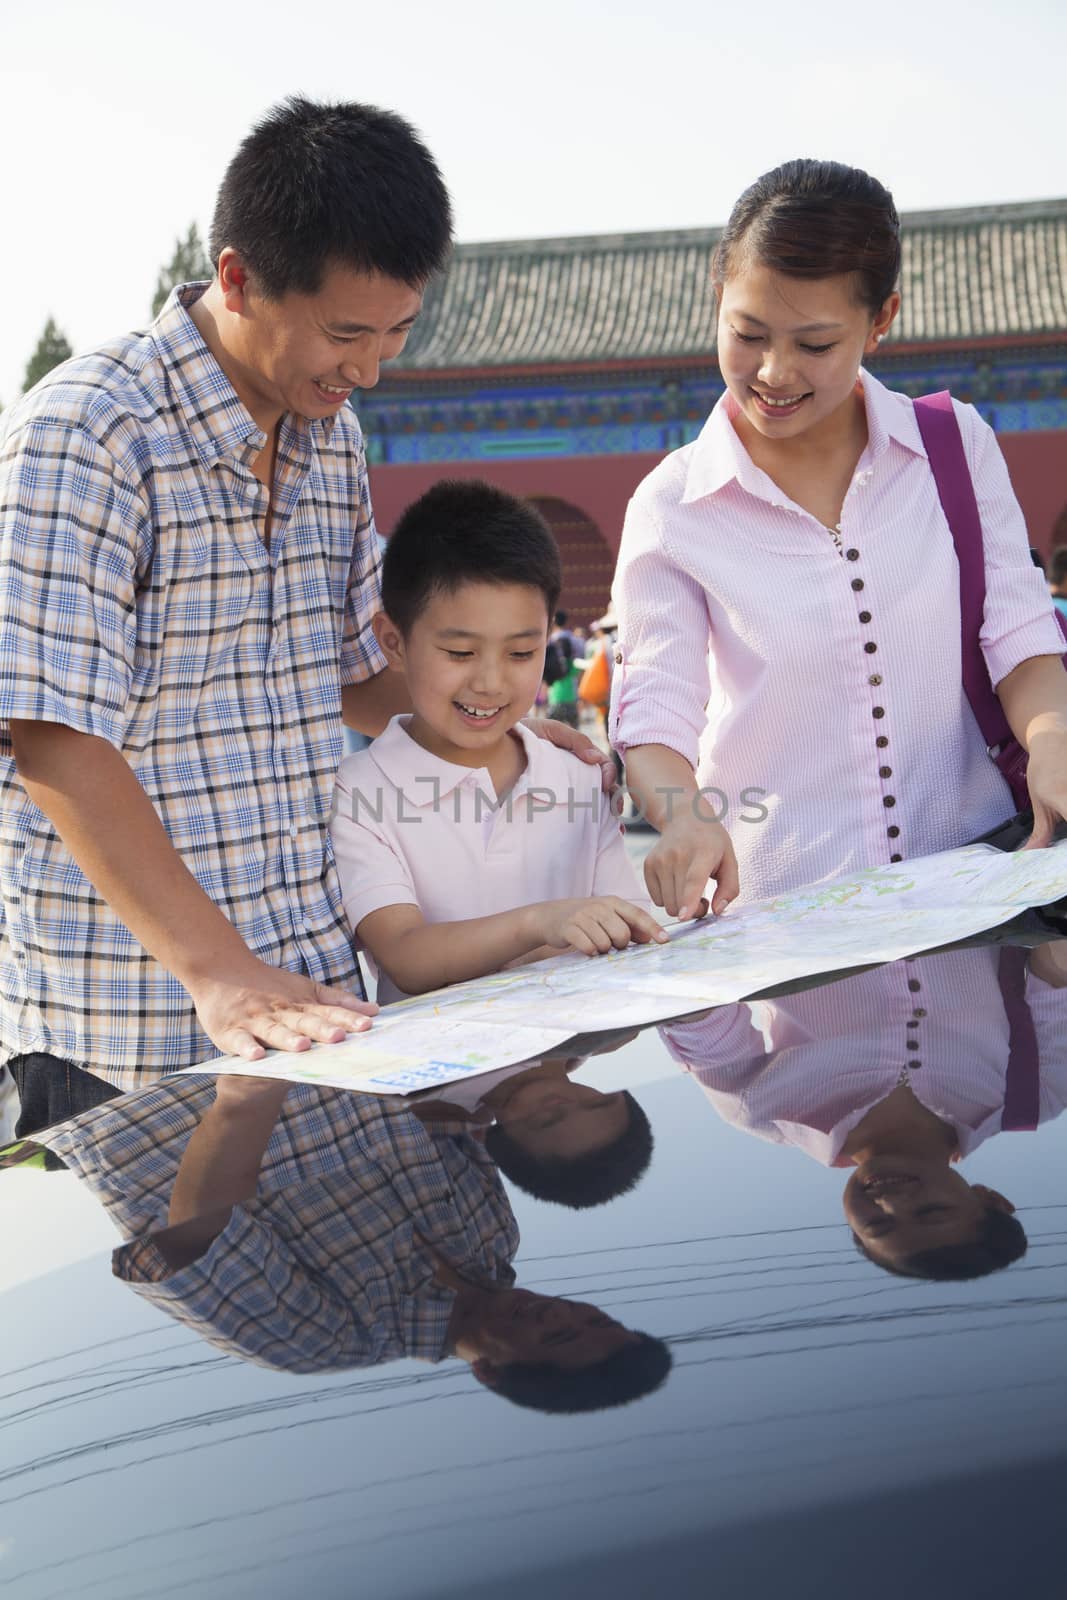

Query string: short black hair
[484,1091,652,1208]
[210,96,453,297]
[382,480,562,634]
[852,1205,1028,1280]
[1049,545,1067,587]
[554,609,568,627]
[490,1332,672,1413]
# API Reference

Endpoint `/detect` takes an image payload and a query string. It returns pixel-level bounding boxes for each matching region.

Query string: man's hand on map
[536,896,668,957]
[186,957,377,1062]
[644,812,739,919]
[1021,726,1067,850]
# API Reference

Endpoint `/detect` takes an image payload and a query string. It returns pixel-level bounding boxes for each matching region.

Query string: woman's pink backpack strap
[912,390,1067,812]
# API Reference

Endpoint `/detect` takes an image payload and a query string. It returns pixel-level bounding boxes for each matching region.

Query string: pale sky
[2,0,1064,403]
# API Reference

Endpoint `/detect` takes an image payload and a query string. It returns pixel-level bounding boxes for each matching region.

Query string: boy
[330,479,665,1003]
[329,480,661,1203]
[413,1036,653,1209]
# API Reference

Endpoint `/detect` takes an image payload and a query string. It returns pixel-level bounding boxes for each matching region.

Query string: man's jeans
[8,1052,121,1166]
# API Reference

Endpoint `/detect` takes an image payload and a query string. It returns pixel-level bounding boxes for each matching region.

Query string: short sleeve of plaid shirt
[114,1206,388,1373]
[340,447,387,686]
[0,418,149,748]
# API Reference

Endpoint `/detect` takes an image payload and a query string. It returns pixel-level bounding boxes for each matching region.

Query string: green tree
[151,222,212,316]
[22,317,74,393]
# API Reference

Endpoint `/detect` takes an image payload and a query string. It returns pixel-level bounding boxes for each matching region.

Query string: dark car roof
[3,927,1066,1600]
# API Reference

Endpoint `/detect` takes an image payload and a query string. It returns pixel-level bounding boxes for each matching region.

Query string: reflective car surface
[2,917,1066,1599]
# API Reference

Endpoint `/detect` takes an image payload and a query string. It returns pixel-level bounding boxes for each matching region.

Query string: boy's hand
[524,716,616,794]
[644,814,739,919]
[537,896,668,957]
[185,957,377,1062]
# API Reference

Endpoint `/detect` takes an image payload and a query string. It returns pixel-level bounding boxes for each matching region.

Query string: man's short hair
[484,1091,652,1209]
[1049,545,1067,588]
[491,1332,672,1413]
[852,1205,1028,1280]
[382,480,562,635]
[554,609,568,627]
[210,96,453,297]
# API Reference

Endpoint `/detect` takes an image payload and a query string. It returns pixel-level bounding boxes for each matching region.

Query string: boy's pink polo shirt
[330,717,645,1001]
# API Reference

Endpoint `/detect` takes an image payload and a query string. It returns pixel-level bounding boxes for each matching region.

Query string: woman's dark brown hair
[712,159,901,313]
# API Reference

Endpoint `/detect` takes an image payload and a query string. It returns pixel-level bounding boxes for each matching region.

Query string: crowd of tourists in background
[534,606,617,744]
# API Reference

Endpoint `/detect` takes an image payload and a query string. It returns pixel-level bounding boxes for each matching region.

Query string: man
[0,98,608,1116]
[552,608,585,662]
[34,1074,672,1413]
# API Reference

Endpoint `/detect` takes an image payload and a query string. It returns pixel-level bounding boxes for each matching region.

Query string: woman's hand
[1022,726,1067,848]
[644,813,739,918]
[995,657,1067,849]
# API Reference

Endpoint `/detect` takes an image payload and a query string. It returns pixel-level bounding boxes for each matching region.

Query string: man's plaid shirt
[45,1078,519,1372]
[0,285,386,1083]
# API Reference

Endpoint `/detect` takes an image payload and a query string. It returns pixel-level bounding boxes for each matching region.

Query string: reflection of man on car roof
[34,1076,670,1411]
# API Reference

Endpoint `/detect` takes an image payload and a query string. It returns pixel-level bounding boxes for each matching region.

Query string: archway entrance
[526,497,616,629]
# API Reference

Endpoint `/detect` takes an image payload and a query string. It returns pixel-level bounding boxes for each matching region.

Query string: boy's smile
[453,700,507,731]
[373,580,550,786]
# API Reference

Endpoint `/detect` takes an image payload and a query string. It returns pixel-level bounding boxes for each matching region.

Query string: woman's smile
[748,387,813,419]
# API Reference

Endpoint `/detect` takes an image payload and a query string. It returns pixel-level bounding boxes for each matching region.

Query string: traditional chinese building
[360,198,1067,626]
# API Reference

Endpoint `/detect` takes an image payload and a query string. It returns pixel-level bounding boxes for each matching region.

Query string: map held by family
[184,841,1067,1095]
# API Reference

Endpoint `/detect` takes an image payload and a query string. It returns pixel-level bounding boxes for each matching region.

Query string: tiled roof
[394,199,1067,371]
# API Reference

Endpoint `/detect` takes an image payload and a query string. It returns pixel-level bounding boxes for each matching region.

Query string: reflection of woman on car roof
[663,944,1067,1280]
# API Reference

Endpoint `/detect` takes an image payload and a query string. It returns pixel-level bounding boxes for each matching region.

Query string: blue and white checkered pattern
[0,286,387,1082]
[45,1079,518,1372]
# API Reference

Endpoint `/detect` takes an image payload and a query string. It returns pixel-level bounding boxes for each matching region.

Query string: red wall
[368,454,662,556]
[999,433,1067,557]
[369,428,1066,558]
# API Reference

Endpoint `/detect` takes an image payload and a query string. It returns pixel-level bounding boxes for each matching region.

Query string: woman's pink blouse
[610,371,1064,903]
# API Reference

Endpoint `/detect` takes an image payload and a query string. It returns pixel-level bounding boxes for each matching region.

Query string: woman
[611,160,1067,919]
